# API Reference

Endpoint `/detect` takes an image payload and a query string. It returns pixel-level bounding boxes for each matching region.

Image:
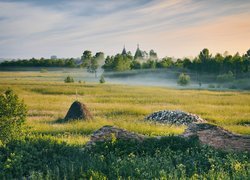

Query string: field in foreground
[0,71,249,179]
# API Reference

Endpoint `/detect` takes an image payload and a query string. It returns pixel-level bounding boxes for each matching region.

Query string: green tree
[0,89,27,144]
[198,48,212,72]
[113,54,132,71]
[131,61,141,69]
[142,60,156,69]
[65,58,76,68]
[232,52,243,76]
[157,57,174,68]
[182,58,192,69]
[87,57,99,78]
[95,52,105,61]
[177,73,190,86]
[81,50,92,67]
[214,53,224,73]
[88,52,104,77]
[243,49,250,72]
[102,56,114,70]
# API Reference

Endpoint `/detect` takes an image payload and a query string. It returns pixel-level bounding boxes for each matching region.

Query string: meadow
[0,70,250,179]
[0,70,249,145]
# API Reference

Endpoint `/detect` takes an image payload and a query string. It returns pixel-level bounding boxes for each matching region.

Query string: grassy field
[0,70,250,179]
[0,71,249,146]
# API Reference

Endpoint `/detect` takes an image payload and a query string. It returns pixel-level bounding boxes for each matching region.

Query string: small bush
[64,76,74,83]
[0,89,27,144]
[178,73,190,86]
[100,75,105,84]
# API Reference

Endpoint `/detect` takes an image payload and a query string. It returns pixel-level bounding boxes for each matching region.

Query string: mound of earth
[64,101,93,121]
[183,123,250,152]
[85,124,249,152]
[85,125,147,147]
[145,110,205,125]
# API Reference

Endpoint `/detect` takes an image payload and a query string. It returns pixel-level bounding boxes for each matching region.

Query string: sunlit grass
[1,71,250,145]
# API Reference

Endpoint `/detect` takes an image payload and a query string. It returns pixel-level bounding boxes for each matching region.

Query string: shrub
[178,73,190,86]
[0,136,249,179]
[217,71,235,83]
[100,75,105,84]
[64,76,74,83]
[0,89,27,144]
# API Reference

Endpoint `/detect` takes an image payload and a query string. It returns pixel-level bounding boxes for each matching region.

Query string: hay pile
[64,101,93,121]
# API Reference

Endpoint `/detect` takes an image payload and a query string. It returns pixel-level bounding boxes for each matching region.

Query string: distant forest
[1,48,250,76]
[0,58,78,68]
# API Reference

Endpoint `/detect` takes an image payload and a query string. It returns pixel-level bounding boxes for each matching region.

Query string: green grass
[0,71,250,146]
[0,71,249,179]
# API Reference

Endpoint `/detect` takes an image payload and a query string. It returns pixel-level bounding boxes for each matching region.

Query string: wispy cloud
[0,0,249,58]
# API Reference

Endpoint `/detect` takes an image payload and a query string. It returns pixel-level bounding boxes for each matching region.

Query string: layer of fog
[1,67,249,90]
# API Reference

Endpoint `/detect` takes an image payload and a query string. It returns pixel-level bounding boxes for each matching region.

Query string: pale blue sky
[0,0,250,59]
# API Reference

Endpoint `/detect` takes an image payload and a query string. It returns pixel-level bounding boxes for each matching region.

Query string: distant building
[134,44,147,60]
[122,45,127,55]
[50,55,57,60]
[121,44,148,60]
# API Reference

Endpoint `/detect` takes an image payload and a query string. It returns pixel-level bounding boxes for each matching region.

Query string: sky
[0,0,250,59]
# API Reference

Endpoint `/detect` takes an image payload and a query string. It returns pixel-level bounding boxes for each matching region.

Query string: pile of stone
[145,110,205,125]
[85,125,147,148]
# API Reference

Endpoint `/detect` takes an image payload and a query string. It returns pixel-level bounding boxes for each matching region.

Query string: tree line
[1,48,250,77]
[0,57,77,67]
[102,48,250,76]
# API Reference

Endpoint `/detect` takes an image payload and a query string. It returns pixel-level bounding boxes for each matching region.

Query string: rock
[85,125,147,147]
[64,101,93,121]
[183,123,250,152]
[145,110,206,125]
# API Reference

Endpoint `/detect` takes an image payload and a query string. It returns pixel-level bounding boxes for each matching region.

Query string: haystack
[64,101,93,121]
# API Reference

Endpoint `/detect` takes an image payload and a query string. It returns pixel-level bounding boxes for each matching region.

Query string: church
[122,44,148,60]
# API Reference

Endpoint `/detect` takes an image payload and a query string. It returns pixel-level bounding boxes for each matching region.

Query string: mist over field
[1,66,250,90]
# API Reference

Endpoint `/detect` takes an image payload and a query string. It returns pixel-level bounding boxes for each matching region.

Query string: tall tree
[87,56,99,78]
[81,50,92,67]
[243,49,250,72]
[198,48,212,72]
[232,52,243,76]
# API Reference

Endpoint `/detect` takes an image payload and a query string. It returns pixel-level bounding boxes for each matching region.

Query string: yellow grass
[0,71,249,145]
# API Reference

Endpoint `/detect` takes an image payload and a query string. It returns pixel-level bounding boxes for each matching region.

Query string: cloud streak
[0,0,249,59]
